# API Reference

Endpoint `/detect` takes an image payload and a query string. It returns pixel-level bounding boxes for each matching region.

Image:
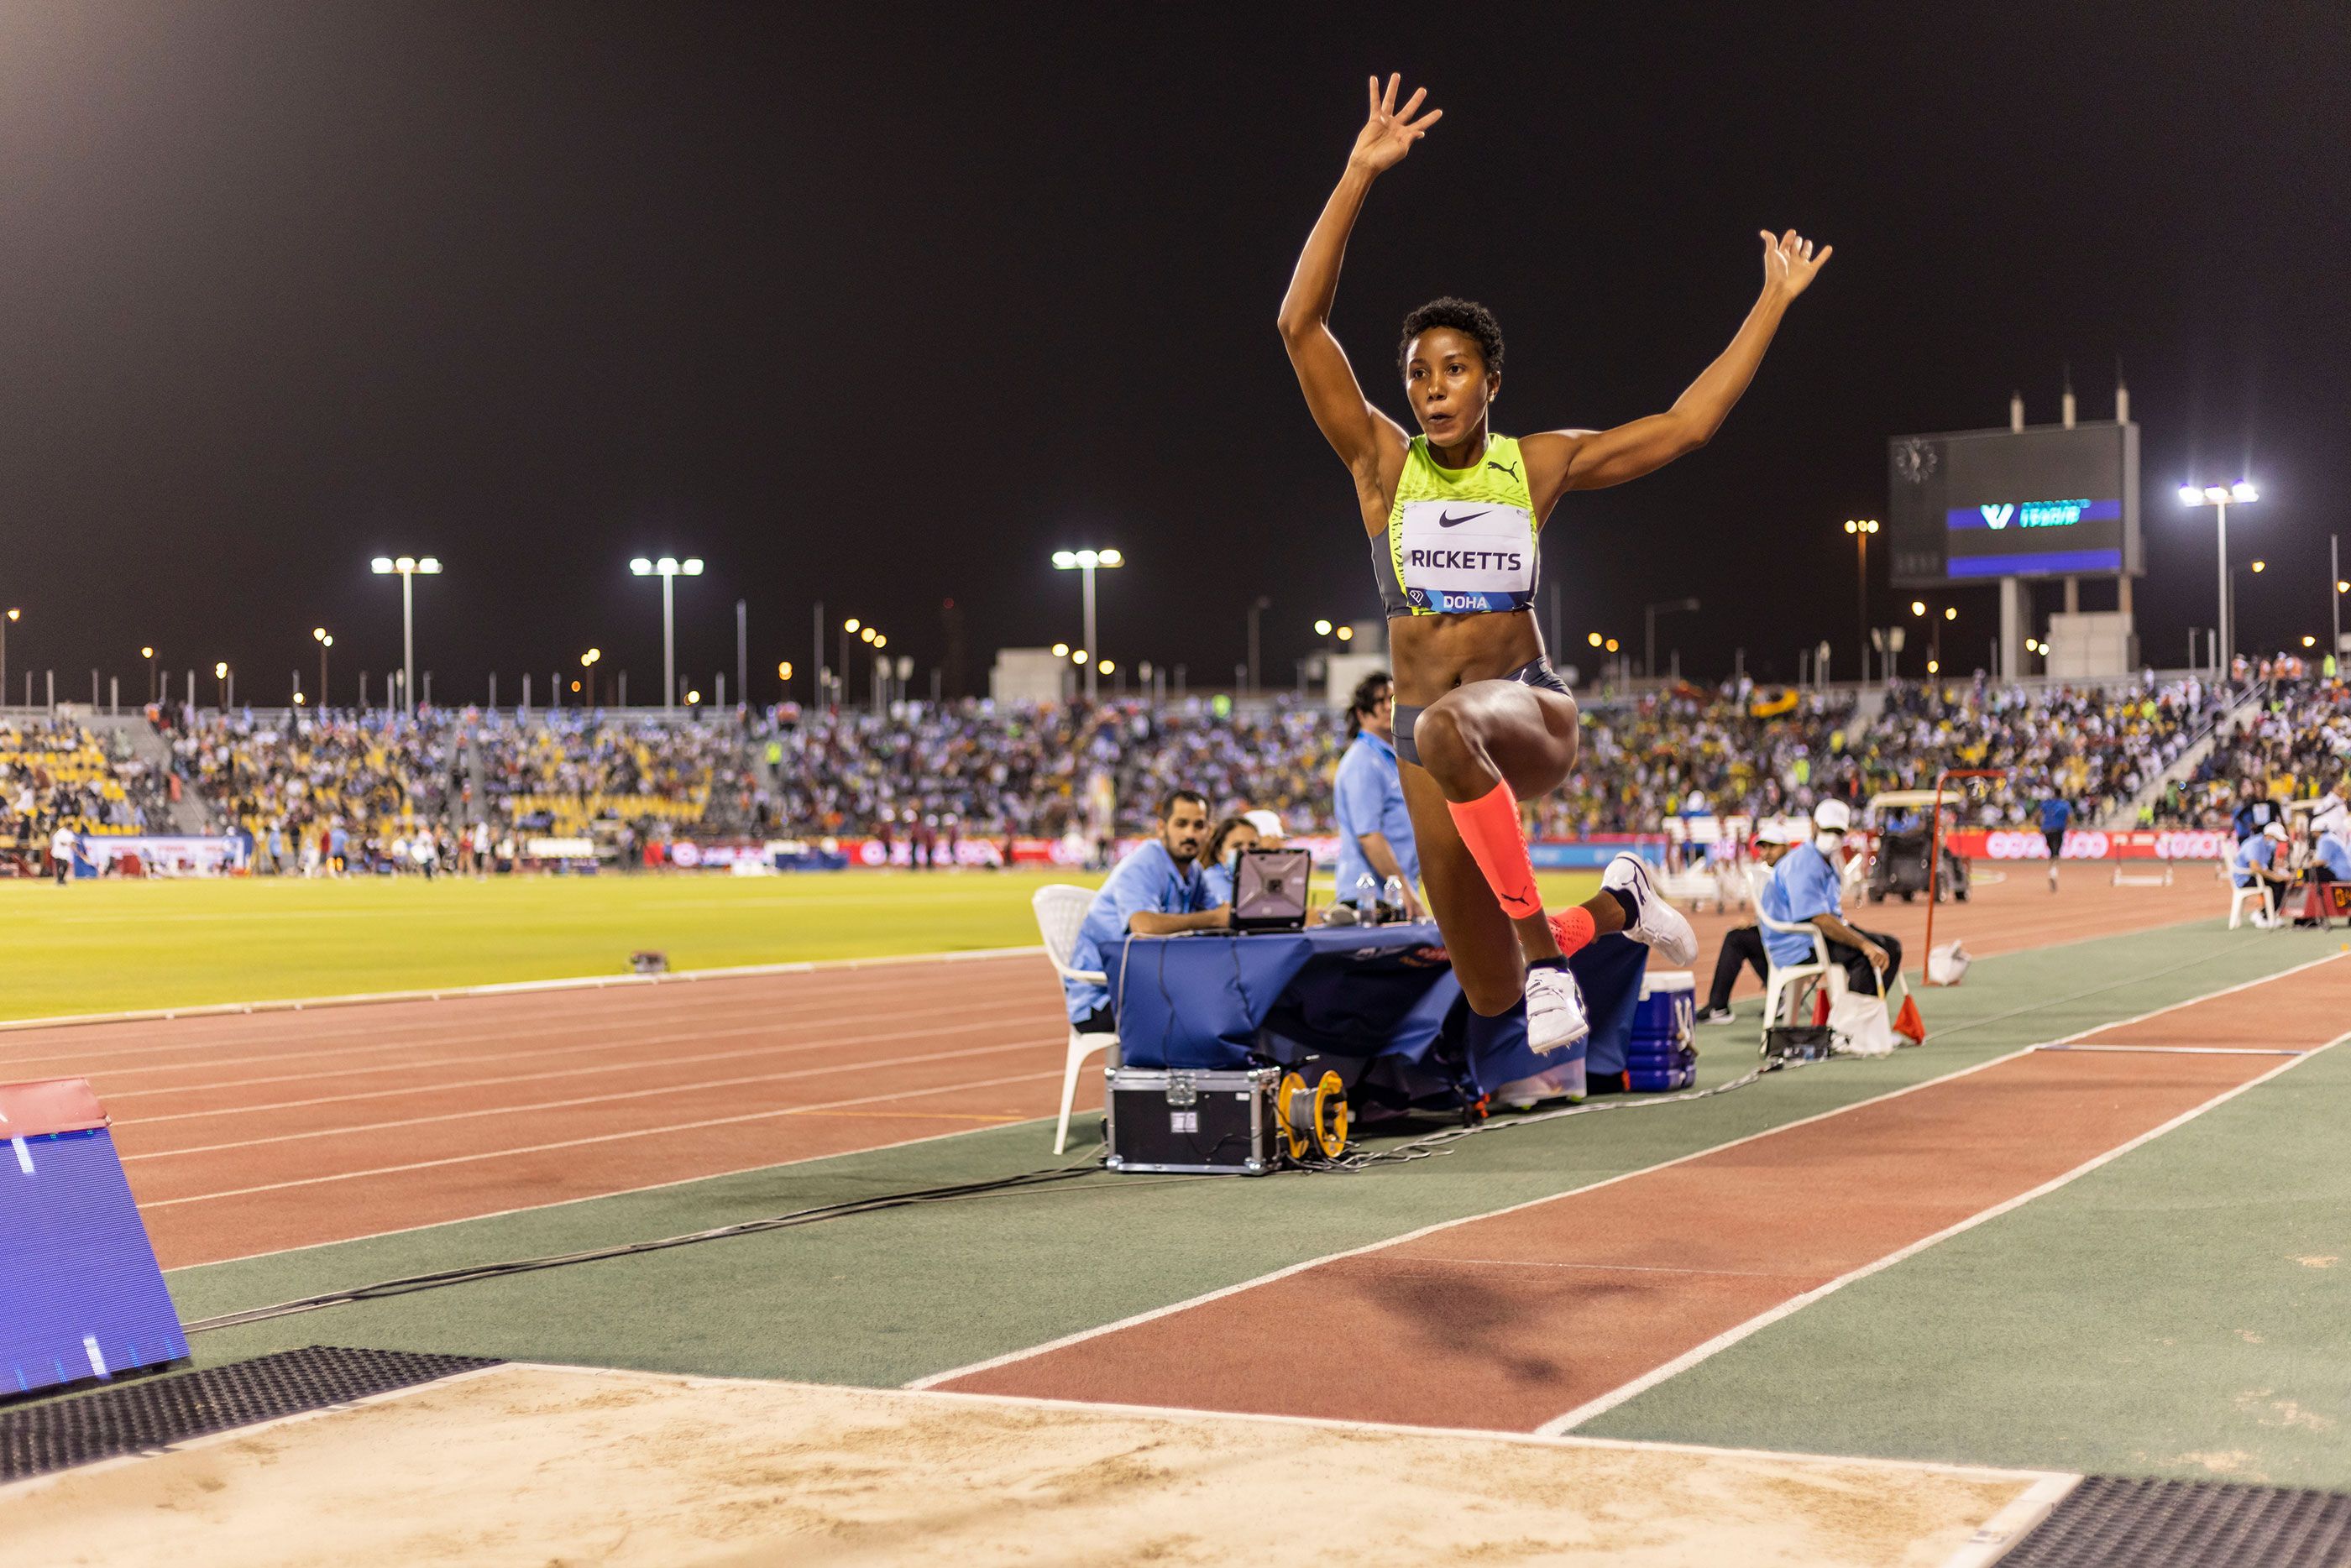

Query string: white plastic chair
[1033,884,1115,1153]
[2228,877,2276,930]
[1748,865,1842,1043]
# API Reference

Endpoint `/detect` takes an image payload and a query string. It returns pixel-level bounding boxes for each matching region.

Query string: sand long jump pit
[10,1362,2067,1566]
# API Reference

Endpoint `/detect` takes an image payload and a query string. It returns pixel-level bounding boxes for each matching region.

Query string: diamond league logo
[1894,437,1939,484]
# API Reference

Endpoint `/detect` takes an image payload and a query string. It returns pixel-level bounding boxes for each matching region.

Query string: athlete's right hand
[1348,74,1441,175]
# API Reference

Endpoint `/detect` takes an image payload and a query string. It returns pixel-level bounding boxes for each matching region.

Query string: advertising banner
[1945,828,2227,862]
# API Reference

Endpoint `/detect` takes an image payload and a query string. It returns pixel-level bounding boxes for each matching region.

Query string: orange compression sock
[1445,781,1543,920]
[1547,906,1596,958]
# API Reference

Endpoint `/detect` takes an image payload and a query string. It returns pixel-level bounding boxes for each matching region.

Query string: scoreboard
[1887,422,2139,588]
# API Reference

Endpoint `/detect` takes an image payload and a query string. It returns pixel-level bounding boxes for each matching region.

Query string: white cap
[1813,799,1853,834]
[1686,790,1708,812]
[1756,820,1795,845]
[2264,821,2288,841]
[1242,809,1285,839]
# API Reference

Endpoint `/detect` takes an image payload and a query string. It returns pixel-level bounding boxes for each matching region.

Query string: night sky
[1,3,2343,706]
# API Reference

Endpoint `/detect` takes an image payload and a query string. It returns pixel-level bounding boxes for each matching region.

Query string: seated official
[1064,790,1228,1034]
[1699,823,1795,1024]
[1760,799,1901,996]
[2307,820,2351,885]
[1197,814,1262,907]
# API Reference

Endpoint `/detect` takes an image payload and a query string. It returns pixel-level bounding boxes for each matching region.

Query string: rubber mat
[2004,1475,2351,1567]
[1,1345,500,1482]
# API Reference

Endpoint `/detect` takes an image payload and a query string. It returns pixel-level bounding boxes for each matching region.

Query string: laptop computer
[1229,847,1312,933]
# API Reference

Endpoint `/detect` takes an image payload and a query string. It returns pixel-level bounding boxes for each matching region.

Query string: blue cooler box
[1626,972,1696,1091]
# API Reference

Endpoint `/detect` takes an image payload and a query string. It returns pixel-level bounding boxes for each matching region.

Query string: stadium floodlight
[629,552,707,710]
[860,626,876,644]
[1587,631,1603,647]
[310,628,334,711]
[1052,546,1123,702]
[370,552,441,715]
[1944,607,1957,621]
[1842,520,1879,680]
[1337,625,1354,642]
[1314,619,1333,636]
[1052,642,1069,656]
[2180,483,2258,674]
[1910,600,1926,617]
[2251,559,2266,573]
[1097,659,1114,675]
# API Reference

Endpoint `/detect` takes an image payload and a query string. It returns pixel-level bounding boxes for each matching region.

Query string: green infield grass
[2,870,1600,1022]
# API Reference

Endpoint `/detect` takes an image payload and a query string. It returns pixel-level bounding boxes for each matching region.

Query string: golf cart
[1863,788,1971,904]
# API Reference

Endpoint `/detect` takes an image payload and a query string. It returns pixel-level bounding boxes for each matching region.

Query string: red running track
[0,955,1077,1268]
[929,956,2351,1432]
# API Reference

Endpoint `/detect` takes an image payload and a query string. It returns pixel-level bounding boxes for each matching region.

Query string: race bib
[1395,500,1536,614]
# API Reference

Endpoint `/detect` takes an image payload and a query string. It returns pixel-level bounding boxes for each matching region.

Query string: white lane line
[141,1068,1068,1210]
[1534,1022,2350,1436]
[107,995,1048,1108]
[905,949,2349,1393]
[0,943,1044,1037]
[2035,1043,2304,1055]
[125,1037,1061,1162]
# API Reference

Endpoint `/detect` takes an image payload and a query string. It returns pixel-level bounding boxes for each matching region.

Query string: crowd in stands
[2,719,169,846]
[767,701,1348,841]
[175,708,757,870]
[24,667,2348,876]
[1541,675,2227,835]
[2161,681,2351,827]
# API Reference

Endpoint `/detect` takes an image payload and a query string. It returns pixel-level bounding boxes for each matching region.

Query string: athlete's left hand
[1759,228,1832,301]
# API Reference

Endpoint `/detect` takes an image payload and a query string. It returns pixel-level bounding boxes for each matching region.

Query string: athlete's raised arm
[1525,229,1831,505]
[1277,76,1442,512]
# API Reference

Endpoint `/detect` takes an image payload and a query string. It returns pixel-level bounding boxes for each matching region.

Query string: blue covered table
[1112,922,1651,1106]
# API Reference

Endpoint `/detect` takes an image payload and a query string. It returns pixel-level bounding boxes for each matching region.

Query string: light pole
[369,555,442,715]
[1247,595,1270,697]
[1051,548,1123,703]
[2333,535,2345,661]
[840,618,859,708]
[581,648,601,708]
[312,628,332,711]
[627,555,704,711]
[1642,598,1701,681]
[2179,483,2256,677]
[1843,519,1878,680]
[214,661,229,710]
[141,645,155,706]
[2,608,18,708]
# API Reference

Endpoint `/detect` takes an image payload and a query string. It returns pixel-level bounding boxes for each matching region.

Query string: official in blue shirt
[1759,799,1901,995]
[1065,790,1225,1031]
[1331,672,1423,919]
[2037,792,2072,889]
[2232,822,2291,889]
[2312,828,2351,884]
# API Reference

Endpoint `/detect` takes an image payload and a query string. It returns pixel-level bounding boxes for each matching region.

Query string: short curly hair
[1398,296,1503,379]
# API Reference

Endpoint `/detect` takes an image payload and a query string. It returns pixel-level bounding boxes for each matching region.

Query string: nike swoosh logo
[1437,510,1486,527]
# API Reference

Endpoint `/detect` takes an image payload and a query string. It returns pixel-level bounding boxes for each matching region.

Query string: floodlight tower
[1051,547,1123,702]
[2177,483,2257,673]
[629,556,704,711]
[369,555,442,715]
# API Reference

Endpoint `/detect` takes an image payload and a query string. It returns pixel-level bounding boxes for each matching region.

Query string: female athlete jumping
[1277,76,1830,1050]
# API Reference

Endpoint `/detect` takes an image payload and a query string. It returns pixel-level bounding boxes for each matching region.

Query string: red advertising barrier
[1941,828,2229,862]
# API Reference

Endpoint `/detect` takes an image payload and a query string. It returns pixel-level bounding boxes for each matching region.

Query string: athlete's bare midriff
[1388,609,1544,707]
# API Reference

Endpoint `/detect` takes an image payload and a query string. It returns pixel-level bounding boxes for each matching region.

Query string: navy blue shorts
[1392,656,1571,768]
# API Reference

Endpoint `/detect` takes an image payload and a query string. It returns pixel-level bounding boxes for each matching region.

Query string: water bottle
[1354,873,1381,925]
[1382,874,1407,923]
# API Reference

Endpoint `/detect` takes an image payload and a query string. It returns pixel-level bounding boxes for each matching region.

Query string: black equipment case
[1103,1066,1280,1175]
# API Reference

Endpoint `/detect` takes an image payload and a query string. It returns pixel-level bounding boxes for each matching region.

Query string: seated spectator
[1760,799,1902,997]
[2311,818,2351,884]
[1063,790,1226,1033]
[2232,821,2293,928]
[1197,814,1260,908]
[1699,822,1794,1024]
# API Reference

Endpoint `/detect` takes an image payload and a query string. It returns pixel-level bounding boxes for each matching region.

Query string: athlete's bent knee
[1458,970,1527,1017]
[1411,698,1495,797]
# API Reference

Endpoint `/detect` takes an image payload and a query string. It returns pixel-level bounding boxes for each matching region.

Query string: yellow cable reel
[1275,1069,1348,1162]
